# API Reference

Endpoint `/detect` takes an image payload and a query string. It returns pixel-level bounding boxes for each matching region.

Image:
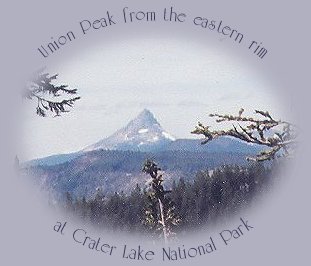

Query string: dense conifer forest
[62,162,276,237]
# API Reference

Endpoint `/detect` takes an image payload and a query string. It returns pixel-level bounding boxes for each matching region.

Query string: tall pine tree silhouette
[142,159,180,242]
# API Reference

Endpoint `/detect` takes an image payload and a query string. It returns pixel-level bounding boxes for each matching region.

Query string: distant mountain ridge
[23,149,259,200]
[24,109,263,167]
[22,109,267,200]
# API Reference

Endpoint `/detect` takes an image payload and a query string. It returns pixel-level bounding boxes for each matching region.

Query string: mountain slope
[22,109,266,199]
[24,109,264,167]
[167,138,262,154]
[23,149,257,200]
[24,152,81,167]
[83,109,175,152]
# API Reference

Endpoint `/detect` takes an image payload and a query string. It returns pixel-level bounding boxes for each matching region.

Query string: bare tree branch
[191,109,297,161]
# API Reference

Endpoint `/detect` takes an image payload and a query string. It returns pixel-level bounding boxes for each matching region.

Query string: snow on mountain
[83,109,176,152]
[24,109,264,167]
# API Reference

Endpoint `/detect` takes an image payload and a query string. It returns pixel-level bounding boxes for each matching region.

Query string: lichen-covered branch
[191,109,297,161]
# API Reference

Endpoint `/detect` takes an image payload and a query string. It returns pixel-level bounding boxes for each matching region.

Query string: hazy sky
[22,37,284,161]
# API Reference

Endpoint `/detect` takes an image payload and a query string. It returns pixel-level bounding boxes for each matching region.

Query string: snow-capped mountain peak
[131,108,159,127]
[83,109,176,152]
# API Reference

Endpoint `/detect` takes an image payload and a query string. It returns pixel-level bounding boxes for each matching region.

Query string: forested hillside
[23,149,259,200]
[62,163,276,236]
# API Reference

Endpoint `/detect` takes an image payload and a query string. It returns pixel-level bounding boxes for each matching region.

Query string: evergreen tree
[63,163,274,235]
[142,159,180,241]
[24,69,80,117]
[65,191,73,211]
[127,184,145,232]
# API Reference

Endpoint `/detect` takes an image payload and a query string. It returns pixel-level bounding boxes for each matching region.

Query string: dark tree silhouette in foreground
[192,109,297,161]
[23,70,80,117]
[142,160,180,242]
[63,163,273,235]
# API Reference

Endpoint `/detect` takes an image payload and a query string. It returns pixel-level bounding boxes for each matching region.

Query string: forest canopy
[63,163,276,237]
